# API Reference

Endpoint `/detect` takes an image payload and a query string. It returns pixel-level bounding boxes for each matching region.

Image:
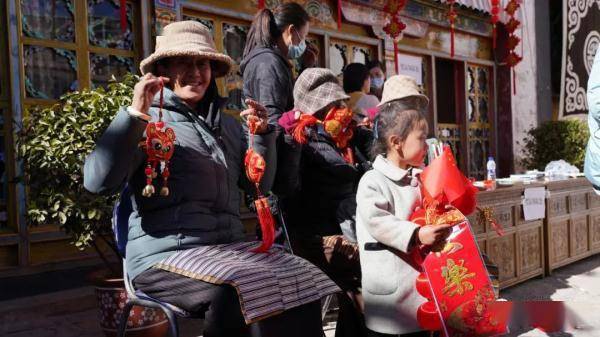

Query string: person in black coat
[275,68,373,337]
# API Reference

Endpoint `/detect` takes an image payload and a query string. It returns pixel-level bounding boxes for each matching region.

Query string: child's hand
[416,223,453,247]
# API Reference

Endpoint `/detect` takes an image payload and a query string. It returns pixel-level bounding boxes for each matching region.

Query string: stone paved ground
[2,255,600,337]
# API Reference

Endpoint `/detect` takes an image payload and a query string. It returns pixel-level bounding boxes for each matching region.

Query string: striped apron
[155,242,340,323]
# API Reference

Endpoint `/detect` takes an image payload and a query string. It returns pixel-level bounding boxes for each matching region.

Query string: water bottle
[486,156,497,190]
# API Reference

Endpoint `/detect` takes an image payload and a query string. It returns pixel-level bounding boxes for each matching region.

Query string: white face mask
[287,27,306,59]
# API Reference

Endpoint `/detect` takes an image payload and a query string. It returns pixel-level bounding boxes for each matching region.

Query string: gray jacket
[356,155,424,335]
[84,88,275,280]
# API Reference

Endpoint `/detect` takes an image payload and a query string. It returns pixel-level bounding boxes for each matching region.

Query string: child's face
[399,123,428,167]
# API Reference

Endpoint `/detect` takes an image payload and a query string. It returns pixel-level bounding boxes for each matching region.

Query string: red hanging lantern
[504,0,522,95]
[383,0,407,74]
[447,0,457,57]
[490,0,500,49]
[258,0,265,10]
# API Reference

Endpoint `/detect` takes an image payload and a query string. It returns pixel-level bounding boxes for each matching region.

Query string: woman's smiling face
[159,56,212,106]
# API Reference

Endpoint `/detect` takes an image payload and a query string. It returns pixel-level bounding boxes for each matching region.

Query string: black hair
[370,101,428,159]
[366,60,384,72]
[243,3,309,58]
[343,63,369,93]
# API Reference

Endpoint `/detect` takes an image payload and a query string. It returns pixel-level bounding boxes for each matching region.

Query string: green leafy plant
[18,74,138,271]
[520,119,589,171]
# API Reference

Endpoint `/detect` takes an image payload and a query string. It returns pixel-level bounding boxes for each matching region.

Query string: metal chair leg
[117,301,135,337]
[162,306,179,337]
[321,294,333,320]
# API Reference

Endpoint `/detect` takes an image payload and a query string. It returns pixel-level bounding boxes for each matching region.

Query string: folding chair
[113,186,204,337]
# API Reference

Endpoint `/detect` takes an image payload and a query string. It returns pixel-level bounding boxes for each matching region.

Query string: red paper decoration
[383,0,407,74]
[447,0,457,57]
[504,0,522,95]
[258,0,265,10]
[490,0,500,49]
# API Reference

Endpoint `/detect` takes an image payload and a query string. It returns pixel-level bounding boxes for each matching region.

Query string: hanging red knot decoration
[140,81,176,198]
[383,0,407,74]
[504,0,522,95]
[245,118,276,253]
[258,0,265,10]
[490,0,500,49]
[447,0,457,58]
[119,0,127,33]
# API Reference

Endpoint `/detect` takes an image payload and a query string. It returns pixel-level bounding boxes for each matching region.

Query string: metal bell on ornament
[142,184,155,197]
[160,186,169,196]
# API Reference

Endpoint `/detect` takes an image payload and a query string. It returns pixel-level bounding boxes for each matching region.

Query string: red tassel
[119,0,127,33]
[337,0,342,30]
[292,114,319,144]
[252,197,276,253]
[450,25,455,58]
[394,42,399,74]
[492,27,497,49]
[258,0,265,10]
[513,67,516,95]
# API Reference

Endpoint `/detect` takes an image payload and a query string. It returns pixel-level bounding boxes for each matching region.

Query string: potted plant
[520,119,589,171]
[18,74,168,337]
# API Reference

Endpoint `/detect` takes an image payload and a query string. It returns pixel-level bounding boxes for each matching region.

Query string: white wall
[511,0,538,172]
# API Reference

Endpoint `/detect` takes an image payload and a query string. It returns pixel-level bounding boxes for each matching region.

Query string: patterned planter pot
[95,278,168,337]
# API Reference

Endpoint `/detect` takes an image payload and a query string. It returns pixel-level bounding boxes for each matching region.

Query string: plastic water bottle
[486,156,497,190]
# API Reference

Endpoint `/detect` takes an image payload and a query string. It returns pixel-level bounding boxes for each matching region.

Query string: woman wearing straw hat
[275,68,374,337]
[84,21,337,337]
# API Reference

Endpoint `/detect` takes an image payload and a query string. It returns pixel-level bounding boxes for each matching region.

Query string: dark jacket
[240,47,294,131]
[274,113,373,238]
[83,88,275,280]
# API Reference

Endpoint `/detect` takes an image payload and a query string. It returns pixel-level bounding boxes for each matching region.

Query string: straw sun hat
[139,21,234,77]
[378,75,429,110]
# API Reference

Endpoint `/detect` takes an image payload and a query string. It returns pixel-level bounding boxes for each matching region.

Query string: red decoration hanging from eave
[383,0,407,74]
[504,0,522,95]
[338,0,342,30]
[490,0,500,49]
[119,0,127,33]
[258,0,265,10]
[447,0,457,58]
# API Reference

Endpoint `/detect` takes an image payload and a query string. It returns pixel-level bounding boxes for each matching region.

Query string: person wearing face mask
[343,63,380,123]
[366,60,385,101]
[241,3,311,192]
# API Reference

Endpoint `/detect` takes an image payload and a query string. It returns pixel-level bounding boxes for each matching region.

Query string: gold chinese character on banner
[442,259,475,296]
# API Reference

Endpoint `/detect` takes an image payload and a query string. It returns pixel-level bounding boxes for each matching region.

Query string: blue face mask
[288,27,306,59]
[371,77,384,89]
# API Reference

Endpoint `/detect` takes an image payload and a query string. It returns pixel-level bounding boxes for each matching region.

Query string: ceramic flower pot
[92,273,169,337]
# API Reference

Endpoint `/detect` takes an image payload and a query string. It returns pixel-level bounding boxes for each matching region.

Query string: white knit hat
[378,75,429,110]
[140,21,233,77]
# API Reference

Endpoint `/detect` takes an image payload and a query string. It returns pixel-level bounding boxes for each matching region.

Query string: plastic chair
[113,186,203,337]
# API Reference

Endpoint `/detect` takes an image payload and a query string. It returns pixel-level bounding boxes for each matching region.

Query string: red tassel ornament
[119,0,127,33]
[383,0,407,74]
[337,0,342,30]
[246,116,276,253]
[490,0,500,49]
[140,82,176,198]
